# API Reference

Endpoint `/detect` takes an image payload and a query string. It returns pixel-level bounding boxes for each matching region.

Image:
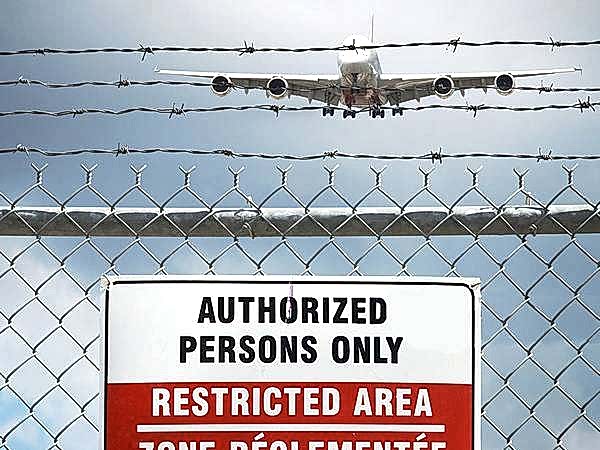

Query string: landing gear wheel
[323,107,335,117]
[369,105,385,118]
[343,110,356,119]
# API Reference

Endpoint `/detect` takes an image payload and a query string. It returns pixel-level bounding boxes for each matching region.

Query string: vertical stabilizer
[370,13,375,43]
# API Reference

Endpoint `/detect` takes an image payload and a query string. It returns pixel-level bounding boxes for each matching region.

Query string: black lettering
[281,297,298,323]
[387,336,403,363]
[333,298,348,323]
[370,298,387,324]
[179,336,197,363]
[373,337,387,363]
[301,336,318,363]
[258,297,276,323]
[238,297,255,323]
[354,336,370,363]
[352,298,367,324]
[259,336,277,363]
[332,336,350,363]
[323,297,330,323]
[239,335,255,363]
[197,297,215,323]
[281,336,298,363]
[199,336,215,363]
[218,336,236,362]
[301,297,319,323]
[217,297,235,323]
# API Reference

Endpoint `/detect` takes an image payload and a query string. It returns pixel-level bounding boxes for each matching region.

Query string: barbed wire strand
[2,77,600,95]
[2,145,598,162]
[2,37,600,58]
[0,99,597,118]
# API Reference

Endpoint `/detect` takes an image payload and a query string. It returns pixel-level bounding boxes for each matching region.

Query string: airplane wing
[155,69,341,105]
[380,67,579,105]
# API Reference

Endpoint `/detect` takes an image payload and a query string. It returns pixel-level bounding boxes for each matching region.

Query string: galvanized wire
[1,37,600,58]
[2,77,599,95]
[0,99,597,118]
[0,145,597,162]
[0,162,598,450]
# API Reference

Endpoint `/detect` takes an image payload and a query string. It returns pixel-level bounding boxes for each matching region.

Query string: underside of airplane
[156,34,579,119]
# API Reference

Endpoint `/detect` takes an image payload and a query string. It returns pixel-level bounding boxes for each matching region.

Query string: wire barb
[15,76,30,85]
[169,103,185,118]
[216,148,235,157]
[578,96,596,112]
[239,40,256,56]
[430,147,444,164]
[117,74,130,88]
[447,36,461,53]
[466,103,483,117]
[538,82,554,94]
[268,105,284,117]
[537,148,553,162]
[115,143,129,157]
[549,36,562,51]
[138,43,154,61]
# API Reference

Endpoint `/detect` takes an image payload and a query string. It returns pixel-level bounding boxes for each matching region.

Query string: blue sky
[0,1,599,449]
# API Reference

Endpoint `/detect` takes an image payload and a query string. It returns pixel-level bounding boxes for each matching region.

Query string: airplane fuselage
[337,35,384,107]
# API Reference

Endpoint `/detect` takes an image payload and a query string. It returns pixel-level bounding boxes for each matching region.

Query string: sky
[0,1,599,449]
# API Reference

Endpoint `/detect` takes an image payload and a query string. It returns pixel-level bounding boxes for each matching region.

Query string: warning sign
[101,276,480,450]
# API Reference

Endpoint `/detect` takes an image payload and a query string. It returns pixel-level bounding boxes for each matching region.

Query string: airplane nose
[341,62,364,74]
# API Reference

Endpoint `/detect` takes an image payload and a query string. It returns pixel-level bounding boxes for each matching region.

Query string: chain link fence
[0,161,598,450]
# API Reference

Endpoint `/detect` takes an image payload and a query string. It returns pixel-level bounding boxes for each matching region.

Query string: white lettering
[173,388,189,416]
[353,388,372,416]
[152,388,170,416]
[396,388,411,416]
[414,389,432,417]
[375,388,393,416]
[231,387,249,416]
[304,388,320,416]
[322,388,340,416]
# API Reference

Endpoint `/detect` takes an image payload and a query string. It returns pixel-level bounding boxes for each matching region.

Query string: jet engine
[267,77,288,98]
[433,76,454,98]
[495,73,515,95]
[211,75,232,96]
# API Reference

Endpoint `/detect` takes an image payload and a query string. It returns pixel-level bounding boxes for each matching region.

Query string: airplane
[155,30,579,118]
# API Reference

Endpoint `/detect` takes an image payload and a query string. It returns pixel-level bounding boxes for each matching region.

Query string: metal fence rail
[0,162,598,450]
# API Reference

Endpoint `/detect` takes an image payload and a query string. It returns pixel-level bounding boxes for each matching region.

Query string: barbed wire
[2,76,600,95]
[0,99,597,118]
[1,37,600,58]
[2,144,598,162]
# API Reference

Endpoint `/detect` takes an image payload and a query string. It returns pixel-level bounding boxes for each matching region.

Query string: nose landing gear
[342,109,357,119]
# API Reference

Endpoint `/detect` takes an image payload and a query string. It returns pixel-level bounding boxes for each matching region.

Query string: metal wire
[1,145,598,162]
[2,77,599,95]
[1,37,600,58]
[0,99,597,118]
[0,163,598,450]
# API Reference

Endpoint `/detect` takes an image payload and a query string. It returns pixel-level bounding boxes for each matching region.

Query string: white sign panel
[101,276,480,450]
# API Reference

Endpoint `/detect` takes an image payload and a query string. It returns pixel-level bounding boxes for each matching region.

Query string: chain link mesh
[0,162,598,450]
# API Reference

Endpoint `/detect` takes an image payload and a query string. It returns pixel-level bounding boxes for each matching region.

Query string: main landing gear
[370,106,385,119]
[322,107,335,117]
